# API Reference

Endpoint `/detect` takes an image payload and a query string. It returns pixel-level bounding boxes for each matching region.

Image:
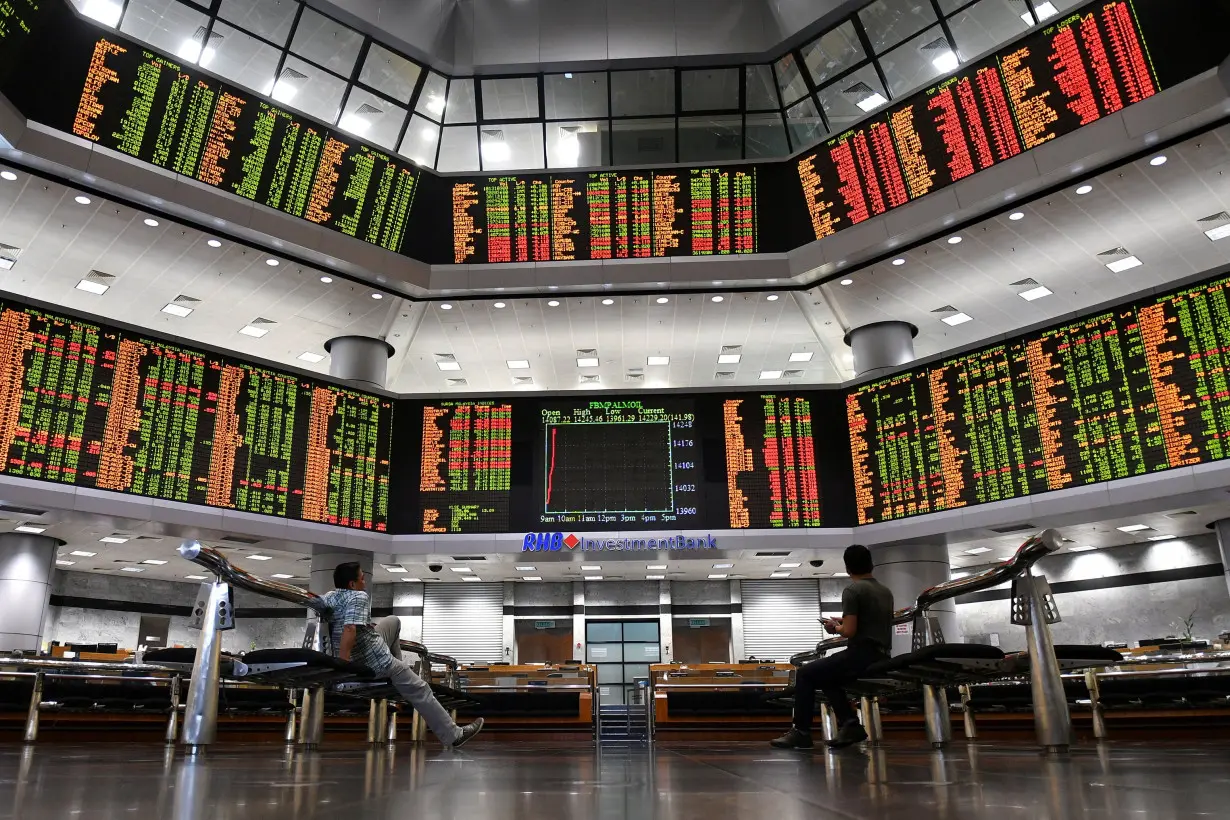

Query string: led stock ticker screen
[847,273,1230,525]
[0,301,393,530]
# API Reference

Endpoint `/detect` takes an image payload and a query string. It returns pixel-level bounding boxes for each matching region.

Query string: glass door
[585,620,661,705]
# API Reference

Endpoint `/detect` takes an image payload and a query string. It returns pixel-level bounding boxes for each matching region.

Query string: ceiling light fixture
[507,360,530,369]
[947,235,962,244]
[833,572,849,578]
[207,239,222,248]
[1204,223,1230,242]
[402,577,422,582]
[646,574,665,580]
[1116,524,1151,533]
[1076,184,1093,195]
[57,560,75,566]
[493,301,506,308]
[647,565,667,570]
[1009,211,1025,221]
[546,300,561,307]
[523,576,542,581]
[1149,155,1167,166]
[69,550,96,557]
[15,525,46,534]
[779,562,801,568]
[437,362,461,371]
[142,559,167,566]
[319,276,332,283]
[965,546,992,555]
[717,353,741,364]
[711,295,724,302]
[439,303,452,310]
[789,352,814,363]
[450,566,472,573]
[760,370,783,379]
[942,312,973,326]
[265,258,279,266]
[840,279,853,285]
[1105,255,1143,273]
[1069,545,1097,552]
[75,279,110,295]
[1147,534,1173,542]
[99,536,129,544]
[713,563,733,569]
[271,573,294,579]
[185,574,208,580]
[298,351,325,363]
[656,297,669,304]
[0,171,16,181]
[849,86,888,112]
[247,554,273,561]
[584,576,603,581]
[143,218,159,227]
[121,567,144,573]
[1018,285,1053,301]
[601,298,614,305]
[371,293,383,300]
[766,294,779,301]
[74,195,91,205]
[461,575,481,582]
[708,573,728,580]
[577,357,599,367]
[515,566,536,572]
[891,257,905,265]
[647,356,669,366]
[239,324,270,338]
[161,303,193,317]
[581,565,601,571]
[770,571,791,578]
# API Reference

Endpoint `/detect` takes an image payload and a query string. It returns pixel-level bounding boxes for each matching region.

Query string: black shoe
[452,718,484,748]
[769,728,814,749]
[826,721,868,749]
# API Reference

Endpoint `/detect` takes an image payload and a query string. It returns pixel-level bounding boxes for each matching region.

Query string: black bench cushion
[1052,645,1123,663]
[868,643,1006,675]
[144,648,200,664]
[243,648,374,677]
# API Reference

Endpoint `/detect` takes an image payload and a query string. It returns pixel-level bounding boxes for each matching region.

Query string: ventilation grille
[279,67,308,81]
[84,270,116,284]
[446,378,468,387]
[988,522,1036,534]
[248,317,276,326]
[783,369,804,378]
[720,345,743,355]
[576,348,597,357]
[354,103,383,116]
[512,376,533,385]
[579,374,600,384]
[434,353,458,364]
[172,294,201,305]
[843,81,875,96]
[221,535,261,545]
[1198,212,1230,224]
[189,26,223,46]
[931,304,958,314]
[1097,247,1130,259]
[715,371,736,380]
[755,551,791,557]
[0,503,47,516]
[1010,277,1040,287]
[625,373,645,383]
[451,556,488,562]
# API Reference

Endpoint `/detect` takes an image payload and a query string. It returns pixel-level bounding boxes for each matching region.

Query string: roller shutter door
[740,580,825,662]
[422,583,504,664]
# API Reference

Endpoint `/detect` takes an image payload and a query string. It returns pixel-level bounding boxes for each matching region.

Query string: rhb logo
[522,532,579,551]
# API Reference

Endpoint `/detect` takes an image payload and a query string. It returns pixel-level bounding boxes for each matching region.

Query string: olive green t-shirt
[841,577,894,652]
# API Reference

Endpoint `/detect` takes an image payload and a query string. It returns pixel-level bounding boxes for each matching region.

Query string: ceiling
[1,123,1228,393]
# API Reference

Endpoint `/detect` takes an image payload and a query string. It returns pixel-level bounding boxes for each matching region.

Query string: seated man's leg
[386,656,460,744]
[375,615,403,660]
[771,653,850,748]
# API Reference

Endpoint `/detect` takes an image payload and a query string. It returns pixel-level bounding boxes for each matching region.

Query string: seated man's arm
[836,585,860,639]
[339,625,357,661]
[836,614,858,639]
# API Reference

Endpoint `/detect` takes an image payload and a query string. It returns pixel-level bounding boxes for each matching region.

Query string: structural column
[0,533,62,651]
[323,336,395,391]
[845,321,918,378]
[872,543,957,656]
[1212,520,1230,599]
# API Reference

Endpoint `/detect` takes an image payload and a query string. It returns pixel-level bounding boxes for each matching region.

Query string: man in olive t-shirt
[771,544,894,750]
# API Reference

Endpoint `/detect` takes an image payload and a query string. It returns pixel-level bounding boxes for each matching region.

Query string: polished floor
[2,740,1229,819]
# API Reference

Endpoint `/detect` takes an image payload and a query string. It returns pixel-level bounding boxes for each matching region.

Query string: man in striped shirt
[322,562,483,748]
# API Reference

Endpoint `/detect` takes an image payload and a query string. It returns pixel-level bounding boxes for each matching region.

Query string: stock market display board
[846,273,1230,525]
[417,400,513,533]
[722,394,822,528]
[0,300,393,529]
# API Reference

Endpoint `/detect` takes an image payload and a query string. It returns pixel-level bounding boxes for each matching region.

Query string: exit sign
[534,620,556,629]
[688,618,710,628]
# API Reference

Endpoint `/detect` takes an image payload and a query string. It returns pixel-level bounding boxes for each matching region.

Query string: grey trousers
[373,615,461,744]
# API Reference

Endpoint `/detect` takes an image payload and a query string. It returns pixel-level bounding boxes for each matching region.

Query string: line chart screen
[536,400,703,529]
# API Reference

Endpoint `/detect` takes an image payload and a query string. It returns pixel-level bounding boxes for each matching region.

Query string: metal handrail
[178,541,329,615]
[791,529,1062,666]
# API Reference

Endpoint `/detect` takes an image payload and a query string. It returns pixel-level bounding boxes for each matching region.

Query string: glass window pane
[611,70,675,117]
[546,120,608,168]
[681,68,738,112]
[360,43,422,104]
[588,644,624,663]
[399,115,439,168]
[785,97,825,151]
[218,0,296,46]
[290,7,363,77]
[437,126,478,171]
[623,622,659,642]
[596,664,624,684]
[801,20,867,87]
[415,72,448,121]
[625,643,661,662]
[745,112,789,158]
[947,0,1031,60]
[120,0,208,58]
[745,65,779,111]
[612,119,675,165]
[586,622,622,643]
[774,53,809,107]
[879,25,954,98]
[338,88,407,150]
[544,73,608,119]
[444,78,477,124]
[623,663,650,683]
[202,21,279,96]
[860,0,939,53]
[481,77,540,120]
[678,116,742,162]
[480,123,544,170]
[816,63,888,132]
[938,0,968,13]
[272,54,346,124]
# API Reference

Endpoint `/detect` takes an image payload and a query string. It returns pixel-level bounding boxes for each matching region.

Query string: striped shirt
[320,588,393,676]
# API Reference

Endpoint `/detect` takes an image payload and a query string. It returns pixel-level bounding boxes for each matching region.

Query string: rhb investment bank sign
[522,533,718,552]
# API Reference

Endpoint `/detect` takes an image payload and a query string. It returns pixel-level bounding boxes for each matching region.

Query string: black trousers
[793,643,886,731]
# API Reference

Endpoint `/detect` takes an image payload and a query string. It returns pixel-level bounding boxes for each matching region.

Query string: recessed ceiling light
[515,566,536,572]
[493,301,506,308]
[891,257,905,265]
[507,360,530,369]
[766,294,779,301]
[1147,534,1172,541]
[371,293,383,300]
[1029,2,1059,23]
[523,576,542,581]
[207,239,222,248]
[319,275,332,283]
[1009,212,1025,221]
[647,356,669,366]
[298,351,325,363]
[947,236,962,244]
[1075,184,1093,195]
[1204,224,1230,242]
[601,298,614,305]
[647,565,667,570]
[461,575,481,581]
[271,573,294,579]
[708,573,728,580]
[265,258,279,266]
[247,554,272,561]
[75,279,109,295]
[1105,255,1143,273]
[584,576,603,581]
[450,566,472,573]
[577,357,599,367]
[74,195,91,205]
[143,218,159,227]
[99,536,129,544]
[711,295,724,302]
[239,324,270,338]
[384,566,407,573]
[0,171,16,181]
[1069,545,1097,552]
[548,300,561,307]
[646,574,665,580]
[437,361,461,371]
[57,560,75,566]
[402,577,422,582]
[770,571,790,578]
[788,351,814,363]
[832,572,849,578]
[1018,285,1053,301]
[1116,524,1151,533]
[717,353,741,364]
[142,559,167,565]
[713,563,733,569]
[1149,155,1167,166]
[581,565,601,571]
[650,296,668,305]
[121,566,144,572]
[161,303,193,317]
[14,525,45,534]
[942,312,973,326]
[69,550,96,557]
[964,546,992,554]
[779,562,800,568]
[840,279,853,286]
[854,91,888,112]
[439,303,452,310]
[185,574,208,580]
[759,370,783,379]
